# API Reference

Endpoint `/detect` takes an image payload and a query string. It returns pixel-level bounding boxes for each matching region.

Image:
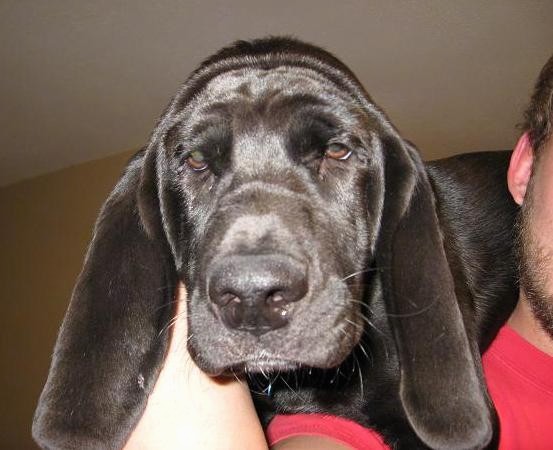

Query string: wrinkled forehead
[203,65,347,102]
[179,65,363,128]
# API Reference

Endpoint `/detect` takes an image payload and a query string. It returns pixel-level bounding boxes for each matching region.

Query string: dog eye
[325,143,352,161]
[186,150,209,171]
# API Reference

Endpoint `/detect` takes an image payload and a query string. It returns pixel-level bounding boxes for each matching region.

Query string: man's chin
[526,290,553,339]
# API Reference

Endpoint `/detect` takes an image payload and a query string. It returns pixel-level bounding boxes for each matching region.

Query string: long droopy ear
[32,150,177,450]
[376,136,492,449]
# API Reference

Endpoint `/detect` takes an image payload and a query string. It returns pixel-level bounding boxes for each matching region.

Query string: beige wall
[0,151,134,449]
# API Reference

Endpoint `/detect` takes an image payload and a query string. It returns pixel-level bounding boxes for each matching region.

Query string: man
[126,55,553,450]
[484,53,553,449]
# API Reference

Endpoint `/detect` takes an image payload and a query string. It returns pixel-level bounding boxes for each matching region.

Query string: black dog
[33,38,518,449]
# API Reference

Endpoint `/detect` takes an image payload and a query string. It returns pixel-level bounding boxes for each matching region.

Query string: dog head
[34,38,492,450]
[156,40,388,374]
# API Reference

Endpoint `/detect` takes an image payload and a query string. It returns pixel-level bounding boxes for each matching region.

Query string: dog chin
[202,344,357,377]
[197,357,299,377]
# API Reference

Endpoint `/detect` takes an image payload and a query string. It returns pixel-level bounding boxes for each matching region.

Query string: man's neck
[508,293,553,357]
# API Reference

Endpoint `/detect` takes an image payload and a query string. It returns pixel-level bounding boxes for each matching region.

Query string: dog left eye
[185,150,209,171]
[325,143,352,160]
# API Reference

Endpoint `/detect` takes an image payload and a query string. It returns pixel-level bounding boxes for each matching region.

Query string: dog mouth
[195,313,364,377]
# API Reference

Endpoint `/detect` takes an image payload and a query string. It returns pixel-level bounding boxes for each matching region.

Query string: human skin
[507,133,553,357]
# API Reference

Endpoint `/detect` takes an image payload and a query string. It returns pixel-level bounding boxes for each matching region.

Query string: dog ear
[376,136,492,449]
[32,150,177,450]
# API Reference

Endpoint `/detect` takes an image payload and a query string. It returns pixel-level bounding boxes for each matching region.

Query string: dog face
[161,65,385,374]
[34,38,498,450]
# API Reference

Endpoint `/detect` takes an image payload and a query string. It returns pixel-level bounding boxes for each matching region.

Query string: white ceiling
[1,1,552,186]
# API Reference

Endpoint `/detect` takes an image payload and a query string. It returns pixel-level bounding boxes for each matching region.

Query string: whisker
[356,352,364,397]
[157,310,186,338]
[340,267,380,282]
[280,377,307,404]
[385,294,439,318]
[153,298,181,313]
[154,284,179,293]
[344,318,364,331]
[355,313,385,337]
[356,340,371,363]
[330,364,341,385]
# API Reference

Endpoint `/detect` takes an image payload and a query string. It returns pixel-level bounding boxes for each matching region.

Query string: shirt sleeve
[266,413,391,450]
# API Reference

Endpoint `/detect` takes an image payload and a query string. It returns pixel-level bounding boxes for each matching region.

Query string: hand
[124,283,268,450]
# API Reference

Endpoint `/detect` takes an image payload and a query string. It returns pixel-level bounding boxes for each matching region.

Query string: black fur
[33,37,518,450]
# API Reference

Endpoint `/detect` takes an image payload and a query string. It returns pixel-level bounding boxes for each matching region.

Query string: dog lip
[222,358,301,375]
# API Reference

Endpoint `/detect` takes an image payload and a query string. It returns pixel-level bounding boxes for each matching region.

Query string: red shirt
[483,325,553,450]
[266,324,553,449]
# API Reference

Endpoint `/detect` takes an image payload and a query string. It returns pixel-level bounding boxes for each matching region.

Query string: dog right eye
[325,143,352,161]
[185,150,209,172]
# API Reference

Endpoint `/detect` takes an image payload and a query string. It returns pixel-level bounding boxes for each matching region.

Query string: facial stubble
[517,173,553,340]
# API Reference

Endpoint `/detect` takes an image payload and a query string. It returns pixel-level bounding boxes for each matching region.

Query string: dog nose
[208,254,308,335]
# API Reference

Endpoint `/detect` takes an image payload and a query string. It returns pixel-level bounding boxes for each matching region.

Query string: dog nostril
[222,300,244,329]
[218,292,241,307]
[266,291,285,305]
